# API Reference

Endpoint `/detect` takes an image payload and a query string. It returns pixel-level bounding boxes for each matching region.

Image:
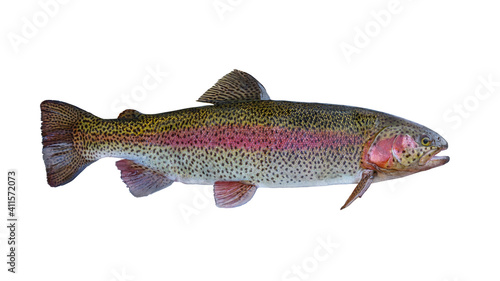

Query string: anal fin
[214,181,257,208]
[116,159,173,197]
[340,170,375,210]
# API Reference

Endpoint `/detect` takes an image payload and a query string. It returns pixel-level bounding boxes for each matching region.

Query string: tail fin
[41,100,96,187]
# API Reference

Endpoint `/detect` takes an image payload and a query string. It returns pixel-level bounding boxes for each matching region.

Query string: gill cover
[367,127,420,169]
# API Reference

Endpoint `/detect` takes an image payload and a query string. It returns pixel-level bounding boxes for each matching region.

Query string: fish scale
[41,70,449,209]
[76,101,370,186]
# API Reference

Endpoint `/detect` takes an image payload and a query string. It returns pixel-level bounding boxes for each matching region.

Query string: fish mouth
[419,147,450,168]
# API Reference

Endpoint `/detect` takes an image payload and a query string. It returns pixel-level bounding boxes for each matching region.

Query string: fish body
[41,70,449,209]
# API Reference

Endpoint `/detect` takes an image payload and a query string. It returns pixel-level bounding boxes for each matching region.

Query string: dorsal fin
[118,109,143,119]
[197,69,270,104]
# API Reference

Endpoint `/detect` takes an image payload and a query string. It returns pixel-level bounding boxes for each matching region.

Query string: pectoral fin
[340,170,375,210]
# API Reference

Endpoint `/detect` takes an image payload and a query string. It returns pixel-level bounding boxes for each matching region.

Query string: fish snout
[437,135,448,150]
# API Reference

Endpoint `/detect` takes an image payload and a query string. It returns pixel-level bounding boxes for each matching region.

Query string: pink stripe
[151,125,363,150]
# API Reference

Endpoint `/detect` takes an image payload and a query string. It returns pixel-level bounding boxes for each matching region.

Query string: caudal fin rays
[40,100,96,187]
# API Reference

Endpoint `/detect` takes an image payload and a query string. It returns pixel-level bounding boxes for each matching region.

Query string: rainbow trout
[41,70,449,209]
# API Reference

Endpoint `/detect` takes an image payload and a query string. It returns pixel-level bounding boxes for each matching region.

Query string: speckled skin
[70,100,437,188]
[42,70,449,209]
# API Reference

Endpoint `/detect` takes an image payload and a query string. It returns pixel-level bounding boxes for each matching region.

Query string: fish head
[364,124,449,180]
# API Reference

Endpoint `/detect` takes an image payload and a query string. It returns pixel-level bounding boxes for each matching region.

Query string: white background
[1,1,499,281]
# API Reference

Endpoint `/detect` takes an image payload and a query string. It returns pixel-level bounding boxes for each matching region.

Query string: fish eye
[421,136,431,146]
